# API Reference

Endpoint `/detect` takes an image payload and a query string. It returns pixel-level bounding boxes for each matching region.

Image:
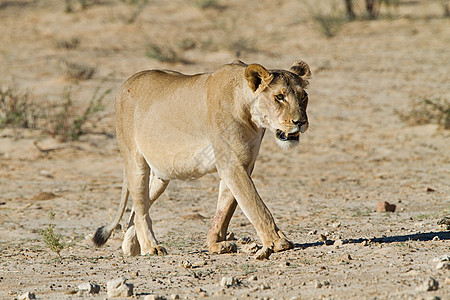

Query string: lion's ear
[290,60,311,80]
[245,64,273,92]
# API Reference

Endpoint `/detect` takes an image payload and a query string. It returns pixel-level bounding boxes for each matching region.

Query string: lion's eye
[275,94,285,102]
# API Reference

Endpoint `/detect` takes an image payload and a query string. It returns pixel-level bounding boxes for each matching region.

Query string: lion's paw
[254,246,273,260]
[209,241,237,254]
[273,238,294,253]
[146,245,167,256]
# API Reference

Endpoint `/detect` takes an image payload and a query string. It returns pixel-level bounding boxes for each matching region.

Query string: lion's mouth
[275,129,300,142]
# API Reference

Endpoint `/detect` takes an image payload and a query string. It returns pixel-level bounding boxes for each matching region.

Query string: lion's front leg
[220,165,293,259]
[207,180,238,254]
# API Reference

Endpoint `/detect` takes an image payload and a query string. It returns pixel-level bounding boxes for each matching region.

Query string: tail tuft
[92,226,112,247]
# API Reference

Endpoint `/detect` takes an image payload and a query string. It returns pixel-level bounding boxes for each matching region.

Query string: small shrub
[38,212,66,260]
[54,37,80,49]
[0,81,39,128]
[397,98,450,129]
[145,43,185,63]
[62,60,95,80]
[195,0,219,9]
[45,85,111,141]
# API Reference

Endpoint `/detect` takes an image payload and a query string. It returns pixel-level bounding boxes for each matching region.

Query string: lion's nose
[292,119,307,126]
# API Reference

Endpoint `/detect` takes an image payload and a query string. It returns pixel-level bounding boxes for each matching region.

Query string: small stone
[376,201,396,212]
[324,239,334,246]
[220,276,237,288]
[323,280,330,286]
[334,239,345,246]
[308,230,317,235]
[331,222,341,228]
[248,275,258,281]
[78,282,100,294]
[416,277,439,292]
[437,217,450,226]
[18,292,36,300]
[171,295,180,300]
[238,237,252,244]
[436,261,450,270]
[181,260,193,269]
[107,278,134,298]
[260,284,270,290]
[432,236,440,241]
[144,295,164,300]
[361,240,369,246]
[241,242,259,254]
[426,187,435,193]
[318,234,327,241]
[315,281,323,288]
[275,270,283,275]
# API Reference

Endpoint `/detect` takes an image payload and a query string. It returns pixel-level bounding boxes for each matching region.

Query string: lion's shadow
[294,230,450,250]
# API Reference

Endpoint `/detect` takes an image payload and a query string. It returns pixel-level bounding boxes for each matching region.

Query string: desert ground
[0,0,449,299]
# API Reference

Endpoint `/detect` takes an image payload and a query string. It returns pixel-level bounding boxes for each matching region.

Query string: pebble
[361,240,369,246]
[144,295,164,300]
[220,276,238,288]
[416,277,439,292]
[18,292,36,300]
[241,242,259,254]
[436,261,450,270]
[248,275,258,281]
[106,278,134,298]
[331,222,341,228]
[376,201,396,212]
[181,260,193,269]
[78,282,100,294]
[170,294,180,299]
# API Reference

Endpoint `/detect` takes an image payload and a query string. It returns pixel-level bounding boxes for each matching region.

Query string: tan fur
[95,60,311,259]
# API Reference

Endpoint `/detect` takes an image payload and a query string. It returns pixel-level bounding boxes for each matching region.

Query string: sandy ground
[0,0,449,299]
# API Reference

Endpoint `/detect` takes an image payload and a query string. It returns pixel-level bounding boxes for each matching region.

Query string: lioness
[93,60,311,259]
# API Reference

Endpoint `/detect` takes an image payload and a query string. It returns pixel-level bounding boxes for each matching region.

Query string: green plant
[62,60,95,80]
[397,98,450,130]
[46,84,111,141]
[145,43,185,63]
[38,212,66,260]
[54,37,80,49]
[0,81,39,128]
[195,0,219,9]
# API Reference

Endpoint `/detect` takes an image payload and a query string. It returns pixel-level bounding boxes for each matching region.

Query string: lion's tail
[92,171,129,247]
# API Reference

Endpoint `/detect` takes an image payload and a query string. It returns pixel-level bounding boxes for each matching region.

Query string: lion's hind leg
[124,156,169,256]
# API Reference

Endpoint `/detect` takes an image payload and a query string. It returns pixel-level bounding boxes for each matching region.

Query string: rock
[170,294,180,300]
[416,277,439,292]
[18,292,36,300]
[220,276,238,288]
[376,201,396,212]
[331,222,341,228]
[334,239,346,246]
[107,278,134,298]
[144,295,164,300]
[361,240,369,246]
[78,282,100,294]
[436,261,450,270]
[432,236,440,241]
[241,242,259,254]
[437,217,450,226]
[426,187,435,193]
[248,275,258,281]
[238,237,252,244]
[181,260,193,269]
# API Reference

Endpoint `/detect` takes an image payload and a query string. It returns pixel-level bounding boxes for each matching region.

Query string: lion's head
[245,60,311,149]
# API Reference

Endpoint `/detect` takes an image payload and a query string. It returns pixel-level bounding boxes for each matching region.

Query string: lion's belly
[135,125,217,181]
